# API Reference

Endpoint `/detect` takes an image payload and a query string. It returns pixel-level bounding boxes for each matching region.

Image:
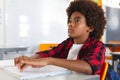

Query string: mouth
[68,29,74,33]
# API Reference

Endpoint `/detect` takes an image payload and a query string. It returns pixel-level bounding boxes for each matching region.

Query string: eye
[75,18,80,23]
[68,19,72,24]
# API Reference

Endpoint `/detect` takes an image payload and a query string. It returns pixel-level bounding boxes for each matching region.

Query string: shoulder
[57,38,74,47]
[85,37,106,49]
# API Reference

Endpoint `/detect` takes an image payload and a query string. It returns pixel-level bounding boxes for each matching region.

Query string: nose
[68,22,75,27]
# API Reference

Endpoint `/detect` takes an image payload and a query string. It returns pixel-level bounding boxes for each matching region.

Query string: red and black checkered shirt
[36,37,106,74]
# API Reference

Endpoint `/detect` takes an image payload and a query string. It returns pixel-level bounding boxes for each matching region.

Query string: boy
[15,0,106,75]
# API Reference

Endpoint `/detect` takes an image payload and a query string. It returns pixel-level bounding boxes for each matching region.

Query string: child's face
[68,11,93,40]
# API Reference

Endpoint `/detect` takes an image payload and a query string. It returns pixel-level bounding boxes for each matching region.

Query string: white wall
[0,0,5,47]
[4,0,69,53]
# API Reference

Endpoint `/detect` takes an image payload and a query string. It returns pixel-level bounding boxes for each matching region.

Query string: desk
[0,47,28,60]
[110,52,120,72]
[0,60,100,80]
[105,44,120,52]
[0,70,100,80]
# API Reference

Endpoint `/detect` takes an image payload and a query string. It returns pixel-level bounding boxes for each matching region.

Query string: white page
[3,65,72,80]
[0,60,14,68]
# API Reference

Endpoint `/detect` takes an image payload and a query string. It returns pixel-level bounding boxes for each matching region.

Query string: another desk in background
[0,47,28,60]
[0,60,100,80]
[105,44,120,61]
[105,44,120,52]
[110,52,120,73]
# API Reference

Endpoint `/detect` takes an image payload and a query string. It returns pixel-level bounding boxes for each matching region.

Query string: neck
[73,36,89,44]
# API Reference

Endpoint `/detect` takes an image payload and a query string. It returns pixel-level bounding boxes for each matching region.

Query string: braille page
[3,65,72,80]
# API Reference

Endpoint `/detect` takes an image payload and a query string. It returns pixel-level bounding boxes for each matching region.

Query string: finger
[32,65,41,68]
[14,55,26,65]
[14,56,21,66]
[20,64,30,72]
[20,58,32,65]
[17,56,36,67]
[14,56,25,66]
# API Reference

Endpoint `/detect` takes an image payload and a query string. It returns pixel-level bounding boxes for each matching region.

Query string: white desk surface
[110,52,120,55]
[0,60,100,80]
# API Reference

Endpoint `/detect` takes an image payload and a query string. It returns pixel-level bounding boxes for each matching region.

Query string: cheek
[76,27,88,34]
[77,27,86,31]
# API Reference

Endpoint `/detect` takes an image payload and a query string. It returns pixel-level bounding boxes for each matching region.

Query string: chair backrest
[39,43,58,51]
[105,47,112,60]
[100,62,108,80]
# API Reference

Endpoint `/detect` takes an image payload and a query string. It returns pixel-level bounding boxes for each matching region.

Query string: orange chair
[100,62,108,80]
[105,56,112,60]
[39,43,58,51]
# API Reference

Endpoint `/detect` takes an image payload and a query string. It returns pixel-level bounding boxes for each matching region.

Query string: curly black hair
[66,0,106,40]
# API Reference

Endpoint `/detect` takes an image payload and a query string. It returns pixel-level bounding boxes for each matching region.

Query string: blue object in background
[117,63,120,74]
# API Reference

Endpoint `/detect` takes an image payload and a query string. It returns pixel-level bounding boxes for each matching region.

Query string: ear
[87,27,94,32]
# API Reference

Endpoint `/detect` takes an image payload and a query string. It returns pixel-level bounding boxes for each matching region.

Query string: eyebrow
[70,16,81,20]
[74,17,81,19]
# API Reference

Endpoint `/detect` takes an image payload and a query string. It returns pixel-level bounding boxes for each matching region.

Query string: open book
[2,61,71,80]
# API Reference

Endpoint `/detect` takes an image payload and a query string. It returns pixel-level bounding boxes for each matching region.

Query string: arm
[14,54,40,71]
[31,54,41,59]
[49,58,92,74]
[14,42,63,72]
[14,38,68,71]
[15,56,92,74]
[83,42,106,74]
[36,38,73,58]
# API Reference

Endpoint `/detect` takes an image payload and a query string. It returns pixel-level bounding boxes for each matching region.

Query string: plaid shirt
[36,37,106,74]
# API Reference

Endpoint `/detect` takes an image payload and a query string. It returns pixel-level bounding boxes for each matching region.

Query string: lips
[68,28,74,33]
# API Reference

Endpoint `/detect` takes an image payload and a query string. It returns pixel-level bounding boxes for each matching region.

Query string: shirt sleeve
[83,42,106,74]
[36,43,64,58]
[36,38,73,58]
